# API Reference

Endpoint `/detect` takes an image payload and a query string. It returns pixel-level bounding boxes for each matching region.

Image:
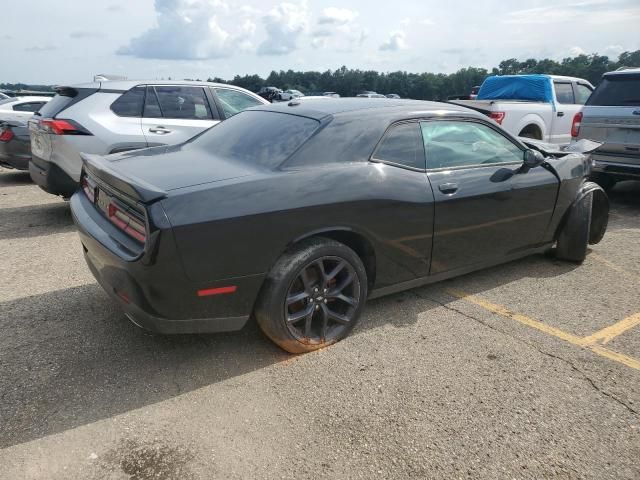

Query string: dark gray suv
[573,68,640,189]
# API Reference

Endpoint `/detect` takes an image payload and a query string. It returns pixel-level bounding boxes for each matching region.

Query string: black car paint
[71,99,603,334]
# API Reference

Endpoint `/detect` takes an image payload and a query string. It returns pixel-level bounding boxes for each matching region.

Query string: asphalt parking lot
[0,167,639,480]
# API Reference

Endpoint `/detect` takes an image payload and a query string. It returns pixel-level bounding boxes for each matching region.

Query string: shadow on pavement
[0,170,33,187]
[0,202,73,240]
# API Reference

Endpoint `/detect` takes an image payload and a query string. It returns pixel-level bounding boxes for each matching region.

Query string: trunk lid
[82,144,257,202]
[579,106,640,160]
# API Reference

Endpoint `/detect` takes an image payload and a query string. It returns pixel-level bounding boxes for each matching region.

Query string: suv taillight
[107,202,146,243]
[489,111,505,125]
[40,118,91,135]
[571,112,583,138]
[0,129,14,142]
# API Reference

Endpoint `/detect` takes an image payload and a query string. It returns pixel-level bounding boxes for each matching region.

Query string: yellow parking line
[446,289,640,371]
[446,289,584,345]
[578,313,640,346]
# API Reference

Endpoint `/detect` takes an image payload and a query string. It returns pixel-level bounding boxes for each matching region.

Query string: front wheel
[254,238,368,353]
[556,193,592,263]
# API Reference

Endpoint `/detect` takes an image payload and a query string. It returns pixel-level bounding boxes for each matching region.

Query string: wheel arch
[286,227,377,290]
[555,181,609,245]
[516,114,546,140]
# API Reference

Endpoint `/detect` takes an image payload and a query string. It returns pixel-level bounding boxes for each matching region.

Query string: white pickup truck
[450,74,594,145]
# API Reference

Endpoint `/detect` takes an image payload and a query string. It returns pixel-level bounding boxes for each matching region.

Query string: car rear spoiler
[519,138,603,157]
[81,153,167,203]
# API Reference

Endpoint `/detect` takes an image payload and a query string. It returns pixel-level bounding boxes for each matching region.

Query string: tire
[556,193,593,263]
[254,237,368,353]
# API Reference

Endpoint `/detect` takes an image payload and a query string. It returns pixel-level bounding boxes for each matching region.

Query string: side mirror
[521,149,545,173]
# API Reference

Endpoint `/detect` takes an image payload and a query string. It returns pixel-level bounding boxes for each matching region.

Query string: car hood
[102,144,257,193]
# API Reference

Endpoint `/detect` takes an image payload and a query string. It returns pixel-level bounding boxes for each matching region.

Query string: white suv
[29,80,267,197]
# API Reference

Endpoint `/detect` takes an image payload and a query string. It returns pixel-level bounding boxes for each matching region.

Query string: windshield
[189,110,320,168]
[587,75,640,106]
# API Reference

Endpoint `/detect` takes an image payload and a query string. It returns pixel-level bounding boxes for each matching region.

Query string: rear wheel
[556,193,593,263]
[255,238,368,353]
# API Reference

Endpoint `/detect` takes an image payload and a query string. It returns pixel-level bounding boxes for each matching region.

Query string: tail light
[81,176,96,203]
[40,118,91,135]
[0,129,14,142]
[107,202,146,243]
[489,111,505,125]
[571,112,583,138]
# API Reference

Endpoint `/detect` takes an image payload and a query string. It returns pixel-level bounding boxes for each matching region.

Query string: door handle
[438,182,459,194]
[557,111,565,117]
[149,126,171,134]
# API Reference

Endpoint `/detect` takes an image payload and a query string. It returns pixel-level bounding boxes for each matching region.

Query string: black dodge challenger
[70,99,609,353]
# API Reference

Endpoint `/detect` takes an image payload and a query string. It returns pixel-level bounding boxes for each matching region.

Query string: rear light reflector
[197,286,237,297]
[107,202,146,243]
[81,176,95,203]
[0,129,14,142]
[571,111,583,138]
[40,118,90,135]
[489,111,506,125]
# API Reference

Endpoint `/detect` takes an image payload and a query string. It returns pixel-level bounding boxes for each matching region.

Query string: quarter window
[575,84,593,105]
[554,82,575,104]
[12,102,46,112]
[373,123,425,170]
[153,86,213,120]
[420,121,523,169]
[111,86,145,117]
[214,88,263,118]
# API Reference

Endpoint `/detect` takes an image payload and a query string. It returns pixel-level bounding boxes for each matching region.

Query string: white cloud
[379,31,407,51]
[318,7,358,25]
[117,0,257,60]
[419,18,435,26]
[257,2,309,55]
[568,46,586,56]
[504,0,640,25]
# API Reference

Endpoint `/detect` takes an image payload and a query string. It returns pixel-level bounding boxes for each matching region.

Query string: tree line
[208,50,640,100]
[3,50,639,101]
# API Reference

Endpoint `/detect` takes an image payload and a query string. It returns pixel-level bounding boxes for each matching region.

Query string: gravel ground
[1,168,639,480]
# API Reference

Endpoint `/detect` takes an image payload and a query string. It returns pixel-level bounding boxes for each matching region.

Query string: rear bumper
[0,143,30,170]
[29,155,78,197]
[70,192,260,334]
[592,153,640,180]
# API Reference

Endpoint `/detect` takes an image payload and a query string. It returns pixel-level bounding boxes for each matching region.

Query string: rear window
[37,87,96,118]
[587,75,640,106]
[190,111,319,168]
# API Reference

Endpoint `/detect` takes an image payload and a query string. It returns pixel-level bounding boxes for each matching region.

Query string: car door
[211,87,266,118]
[551,81,580,144]
[423,119,558,275]
[141,85,220,146]
[370,121,435,279]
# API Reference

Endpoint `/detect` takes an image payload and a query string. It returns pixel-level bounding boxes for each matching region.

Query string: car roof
[251,98,480,121]
[13,96,52,102]
[62,80,251,92]
[604,67,640,76]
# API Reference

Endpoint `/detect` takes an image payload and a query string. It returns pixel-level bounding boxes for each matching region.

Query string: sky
[1,0,639,85]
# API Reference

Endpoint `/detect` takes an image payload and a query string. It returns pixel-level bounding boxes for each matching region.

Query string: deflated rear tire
[254,237,368,354]
[556,193,593,263]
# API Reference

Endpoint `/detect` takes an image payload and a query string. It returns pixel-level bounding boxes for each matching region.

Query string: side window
[554,82,575,104]
[111,86,145,117]
[214,88,263,118]
[12,102,45,112]
[153,86,213,120]
[420,121,524,169]
[143,87,162,118]
[373,122,424,170]
[575,84,593,105]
